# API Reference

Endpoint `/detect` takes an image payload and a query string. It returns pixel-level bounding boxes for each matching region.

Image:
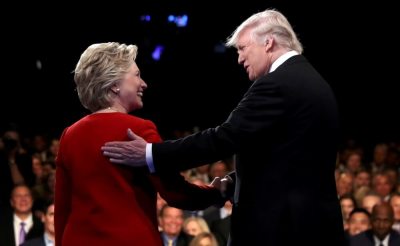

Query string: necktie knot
[168,239,173,246]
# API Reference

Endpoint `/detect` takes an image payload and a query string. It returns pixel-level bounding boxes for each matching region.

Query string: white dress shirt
[374,234,389,246]
[13,213,33,246]
[220,206,232,219]
[44,232,55,246]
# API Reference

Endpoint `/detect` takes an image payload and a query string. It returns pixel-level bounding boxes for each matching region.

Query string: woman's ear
[111,85,120,94]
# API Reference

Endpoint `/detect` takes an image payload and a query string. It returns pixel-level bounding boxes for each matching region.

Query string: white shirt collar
[374,234,390,246]
[269,50,299,73]
[44,232,55,246]
[220,207,231,219]
[13,213,33,245]
[393,222,400,234]
[13,213,33,226]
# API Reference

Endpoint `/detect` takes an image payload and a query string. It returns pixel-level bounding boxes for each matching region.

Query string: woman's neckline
[92,107,125,114]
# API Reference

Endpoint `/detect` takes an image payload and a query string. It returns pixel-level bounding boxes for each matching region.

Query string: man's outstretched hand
[102,128,148,167]
[210,175,234,200]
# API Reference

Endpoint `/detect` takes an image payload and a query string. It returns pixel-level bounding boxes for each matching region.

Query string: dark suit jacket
[152,55,345,245]
[160,231,192,246]
[202,206,221,226]
[21,236,46,246]
[211,216,231,246]
[0,212,44,246]
[349,229,400,246]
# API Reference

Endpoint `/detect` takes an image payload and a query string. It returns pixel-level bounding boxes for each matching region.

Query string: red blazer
[55,113,222,246]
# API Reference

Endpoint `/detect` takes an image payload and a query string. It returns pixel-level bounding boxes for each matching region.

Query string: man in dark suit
[210,215,231,246]
[0,185,43,246]
[202,201,232,246]
[102,9,345,246]
[159,205,193,246]
[349,203,400,246]
[21,201,54,246]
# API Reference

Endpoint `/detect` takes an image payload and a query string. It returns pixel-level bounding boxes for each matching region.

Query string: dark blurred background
[1,1,399,148]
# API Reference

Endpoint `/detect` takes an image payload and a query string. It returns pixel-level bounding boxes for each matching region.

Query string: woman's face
[185,220,202,236]
[198,237,213,246]
[118,62,147,111]
[341,198,355,219]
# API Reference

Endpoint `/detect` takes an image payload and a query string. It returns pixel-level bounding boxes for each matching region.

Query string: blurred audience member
[340,194,357,229]
[347,208,371,237]
[336,171,354,197]
[183,217,210,237]
[21,201,54,246]
[189,232,219,246]
[349,203,400,246]
[390,193,400,233]
[373,172,394,202]
[362,193,383,214]
[159,205,191,246]
[0,185,43,246]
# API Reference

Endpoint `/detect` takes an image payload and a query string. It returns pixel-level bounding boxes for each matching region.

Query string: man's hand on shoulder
[102,128,148,167]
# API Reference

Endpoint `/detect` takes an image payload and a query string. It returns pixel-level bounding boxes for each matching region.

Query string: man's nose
[238,55,244,64]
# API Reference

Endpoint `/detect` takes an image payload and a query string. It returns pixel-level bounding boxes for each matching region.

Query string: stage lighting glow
[140,15,151,22]
[168,15,175,22]
[167,14,188,27]
[175,15,188,27]
[152,45,164,61]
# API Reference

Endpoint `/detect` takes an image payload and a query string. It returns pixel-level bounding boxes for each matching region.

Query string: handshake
[209,173,235,204]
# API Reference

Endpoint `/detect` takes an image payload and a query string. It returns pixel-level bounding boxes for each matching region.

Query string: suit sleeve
[152,77,285,172]
[141,120,226,209]
[54,128,71,246]
[150,173,225,210]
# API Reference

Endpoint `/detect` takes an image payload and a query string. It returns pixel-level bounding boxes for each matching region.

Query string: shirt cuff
[146,143,156,173]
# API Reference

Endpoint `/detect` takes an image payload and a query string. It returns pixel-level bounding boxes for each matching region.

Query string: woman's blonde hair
[74,42,138,112]
[183,217,210,236]
[189,232,219,246]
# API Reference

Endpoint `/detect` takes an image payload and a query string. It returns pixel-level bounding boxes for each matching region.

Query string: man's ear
[265,38,273,52]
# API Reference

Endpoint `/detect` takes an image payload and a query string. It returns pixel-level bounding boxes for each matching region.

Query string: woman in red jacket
[55,42,224,246]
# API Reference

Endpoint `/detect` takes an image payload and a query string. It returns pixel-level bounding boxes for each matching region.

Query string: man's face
[348,212,370,236]
[159,207,184,236]
[374,175,392,198]
[372,206,394,240]
[340,198,355,219]
[10,186,33,214]
[355,172,370,187]
[236,28,271,81]
[42,204,55,235]
[390,196,400,221]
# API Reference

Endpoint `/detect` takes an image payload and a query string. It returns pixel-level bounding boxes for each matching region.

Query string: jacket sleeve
[149,173,225,211]
[141,120,226,210]
[54,128,71,246]
[152,76,285,172]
